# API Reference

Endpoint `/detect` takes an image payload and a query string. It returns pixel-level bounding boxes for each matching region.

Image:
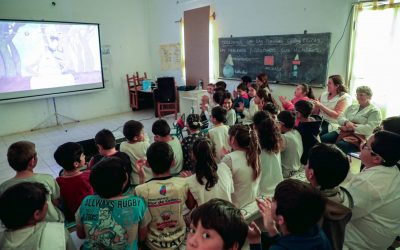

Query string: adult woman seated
[321,86,382,154]
[313,75,352,135]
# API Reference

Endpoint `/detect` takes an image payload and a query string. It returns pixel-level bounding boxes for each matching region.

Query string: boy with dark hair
[0,182,75,249]
[241,75,252,85]
[152,119,183,175]
[295,100,321,165]
[208,106,230,161]
[187,199,248,250]
[344,131,400,250]
[277,111,303,178]
[215,81,227,90]
[233,82,250,119]
[120,120,151,185]
[248,179,331,250]
[306,143,352,250]
[89,129,132,189]
[0,141,64,222]
[212,87,225,107]
[135,142,196,250]
[76,157,151,249]
[54,142,94,221]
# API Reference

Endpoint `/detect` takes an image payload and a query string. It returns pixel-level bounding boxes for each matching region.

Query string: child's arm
[75,210,86,239]
[185,190,197,210]
[256,198,279,237]
[136,158,147,185]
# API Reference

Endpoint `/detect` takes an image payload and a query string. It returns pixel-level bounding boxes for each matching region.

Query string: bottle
[198,79,203,90]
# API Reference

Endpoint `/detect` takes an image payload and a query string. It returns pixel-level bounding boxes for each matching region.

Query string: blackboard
[219,33,331,86]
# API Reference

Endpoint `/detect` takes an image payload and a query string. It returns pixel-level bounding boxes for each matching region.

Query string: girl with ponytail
[221,124,261,208]
[182,114,205,171]
[186,138,234,205]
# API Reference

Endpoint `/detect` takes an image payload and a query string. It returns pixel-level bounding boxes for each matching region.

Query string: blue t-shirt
[77,194,150,250]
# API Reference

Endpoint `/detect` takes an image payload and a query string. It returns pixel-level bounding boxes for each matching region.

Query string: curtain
[348,1,400,118]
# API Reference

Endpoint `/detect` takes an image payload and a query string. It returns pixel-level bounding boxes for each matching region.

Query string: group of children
[1,75,400,250]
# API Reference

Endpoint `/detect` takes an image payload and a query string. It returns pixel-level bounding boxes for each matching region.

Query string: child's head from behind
[263,102,279,120]
[241,75,252,85]
[90,157,127,198]
[277,110,296,131]
[152,119,171,141]
[7,141,37,172]
[273,179,325,234]
[256,117,282,154]
[252,111,271,128]
[187,199,248,250]
[295,100,314,119]
[186,114,202,131]
[215,81,227,90]
[146,141,174,175]
[0,182,48,230]
[123,120,144,142]
[213,89,225,106]
[95,129,116,151]
[306,143,349,190]
[192,138,218,190]
[228,124,261,180]
[222,92,233,110]
[54,142,85,171]
[211,106,227,125]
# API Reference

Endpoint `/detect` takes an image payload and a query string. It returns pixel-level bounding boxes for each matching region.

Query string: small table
[178,89,208,116]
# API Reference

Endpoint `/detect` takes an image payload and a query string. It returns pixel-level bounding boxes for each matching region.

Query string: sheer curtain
[348,1,400,118]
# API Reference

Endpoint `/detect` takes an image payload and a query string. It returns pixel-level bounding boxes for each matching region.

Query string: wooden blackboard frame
[219,33,331,87]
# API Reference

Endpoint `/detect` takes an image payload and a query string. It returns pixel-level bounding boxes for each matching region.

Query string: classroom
[0,0,399,249]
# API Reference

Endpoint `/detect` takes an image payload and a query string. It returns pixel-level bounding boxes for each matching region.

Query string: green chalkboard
[219,33,331,86]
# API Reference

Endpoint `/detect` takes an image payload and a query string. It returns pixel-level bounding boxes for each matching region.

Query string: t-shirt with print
[0,174,64,223]
[76,194,151,250]
[181,131,205,171]
[135,176,188,250]
[167,137,184,175]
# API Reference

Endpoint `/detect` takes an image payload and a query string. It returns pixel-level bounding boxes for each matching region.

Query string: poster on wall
[159,43,181,70]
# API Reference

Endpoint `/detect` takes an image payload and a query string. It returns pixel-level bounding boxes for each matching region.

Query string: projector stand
[31,97,80,132]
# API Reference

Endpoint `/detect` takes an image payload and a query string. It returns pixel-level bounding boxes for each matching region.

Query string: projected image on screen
[0,20,104,102]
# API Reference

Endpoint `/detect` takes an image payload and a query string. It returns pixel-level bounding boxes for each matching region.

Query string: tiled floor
[0,109,176,185]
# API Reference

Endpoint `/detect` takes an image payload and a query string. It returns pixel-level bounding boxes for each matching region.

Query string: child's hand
[180,170,192,177]
[136,159,147,177]
[247,222,262,244]
[220,146,230,157]
[256,198,277,235]
[237,102,245,112]
[278,96,287,103]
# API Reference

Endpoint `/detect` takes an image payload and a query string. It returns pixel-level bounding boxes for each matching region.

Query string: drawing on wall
[222,54,234,78]
[159,43,181,70]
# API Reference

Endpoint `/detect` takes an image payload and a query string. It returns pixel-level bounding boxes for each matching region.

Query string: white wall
[0,0,152,136]
[147,0,353,101]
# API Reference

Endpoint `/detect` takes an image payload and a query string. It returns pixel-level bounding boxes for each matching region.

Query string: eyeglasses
[361,142,386,163]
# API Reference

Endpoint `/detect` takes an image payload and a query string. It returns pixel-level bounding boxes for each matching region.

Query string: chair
[154,77,178,119]
[126,72,148,110]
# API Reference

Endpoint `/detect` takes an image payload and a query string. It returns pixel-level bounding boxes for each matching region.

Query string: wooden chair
[154,77,178,119]
[126,72,147,110]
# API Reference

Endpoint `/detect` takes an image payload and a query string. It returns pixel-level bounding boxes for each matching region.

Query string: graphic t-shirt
[135,176,188,250]
[76,194,151,250]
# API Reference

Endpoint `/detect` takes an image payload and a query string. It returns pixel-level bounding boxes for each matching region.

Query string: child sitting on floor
[54,142,94,222]
[135,142,196,249]
[152,119,183,175]
[76,157,151,249]
[223,92,236,126]
[187,199,248,250]
[208,106,231,162]
[185,138,234,205]
[119,120,151,185]
[181,114,205,172]
[0,182,75,250]
[0,141,64,222]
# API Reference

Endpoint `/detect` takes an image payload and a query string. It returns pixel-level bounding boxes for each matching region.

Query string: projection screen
[0,20,104,102]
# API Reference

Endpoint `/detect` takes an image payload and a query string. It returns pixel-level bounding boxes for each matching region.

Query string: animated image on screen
[0,20,104,101]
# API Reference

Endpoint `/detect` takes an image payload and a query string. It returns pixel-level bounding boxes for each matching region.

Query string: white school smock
[258,150,283,196]
[208,125,230,162]
[281,129,303,178]
[222,150,260,208]
[187,162,234,205]
[344,165,400,250]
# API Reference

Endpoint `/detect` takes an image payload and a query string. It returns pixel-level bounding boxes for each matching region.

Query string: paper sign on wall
[159,43,181,70]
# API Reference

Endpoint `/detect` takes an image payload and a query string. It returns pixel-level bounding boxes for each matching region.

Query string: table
[178,89,208,116]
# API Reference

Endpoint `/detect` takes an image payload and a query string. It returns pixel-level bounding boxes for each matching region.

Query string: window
[348,1,400,117]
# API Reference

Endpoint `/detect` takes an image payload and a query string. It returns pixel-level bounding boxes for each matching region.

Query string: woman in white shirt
[313,75,352,136]
[221,124,261,208]
[255,115,284,196]
[321,86,382,154]
[186,138,234,205]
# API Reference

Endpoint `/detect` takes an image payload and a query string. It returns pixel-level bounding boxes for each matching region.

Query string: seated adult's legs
[336,140,359,154]
[321,131,339,143]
